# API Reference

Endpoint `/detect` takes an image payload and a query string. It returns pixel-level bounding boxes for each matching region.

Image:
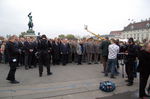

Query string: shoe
[6,78,11,81]
[101,71,105,73]
[47,72,53,75]
[127,82,133,86]
[147,89,150,95]
[39,74,42,77]
[144,94,150,97]
[140,95,150,99]
[105,74,108,77]
[125,79,129,82]
[10,80,20,84]
[25,67,28,70]
[16,67,20,69]
[29,66,33,69]
[110,75,116,79]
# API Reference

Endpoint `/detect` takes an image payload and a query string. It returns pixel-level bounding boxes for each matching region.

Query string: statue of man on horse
[28,12,34,29]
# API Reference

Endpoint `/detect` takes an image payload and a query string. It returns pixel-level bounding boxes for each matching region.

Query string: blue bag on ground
[99,81,116,92]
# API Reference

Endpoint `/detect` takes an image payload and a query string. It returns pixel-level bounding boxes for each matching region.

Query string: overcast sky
[0,0,150,38]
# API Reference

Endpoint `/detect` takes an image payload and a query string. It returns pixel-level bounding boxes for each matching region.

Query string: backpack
[99,81,116,92]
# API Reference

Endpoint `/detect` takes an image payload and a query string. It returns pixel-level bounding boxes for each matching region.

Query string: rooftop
[123,20,150,31]
[110,31,122,35]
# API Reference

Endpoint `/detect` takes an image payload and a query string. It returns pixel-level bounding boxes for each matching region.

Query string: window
[146,33,149,38]
[146,23,150,28]
[130,25,134,30]
[134,34,136,39]
[122,35,125,39]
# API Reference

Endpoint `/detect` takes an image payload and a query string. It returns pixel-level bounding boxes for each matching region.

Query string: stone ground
[97,90,139,99]
[0,62,148,99]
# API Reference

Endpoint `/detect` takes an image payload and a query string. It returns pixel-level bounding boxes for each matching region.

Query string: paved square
[0,63,140,99]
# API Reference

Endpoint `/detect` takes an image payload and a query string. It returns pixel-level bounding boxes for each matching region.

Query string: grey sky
[0,0,150,38]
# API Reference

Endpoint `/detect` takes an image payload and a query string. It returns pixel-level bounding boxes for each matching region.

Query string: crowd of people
[0,35,101,66]
[0,34,150,99]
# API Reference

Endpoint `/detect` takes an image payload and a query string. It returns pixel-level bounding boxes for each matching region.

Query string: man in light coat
[76,41,84,65]
[86,39,93,64]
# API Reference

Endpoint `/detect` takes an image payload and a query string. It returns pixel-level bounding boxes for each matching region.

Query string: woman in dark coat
[137,42,150,98]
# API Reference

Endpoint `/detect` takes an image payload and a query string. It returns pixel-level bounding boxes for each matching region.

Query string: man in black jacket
[18,37,25,66]
[138,42,150,98]
[6,35,20,84]
[125,38,137,86]
[52,40,60,65]
[100,37,110,73]
[60,40,70,65]
[24,37,34,69]
[37,35,52,77]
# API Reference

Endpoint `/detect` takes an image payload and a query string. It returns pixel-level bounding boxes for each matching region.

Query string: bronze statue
[28,12,33,29]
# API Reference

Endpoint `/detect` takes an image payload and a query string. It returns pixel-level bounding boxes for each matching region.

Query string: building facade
[121,20,150,42]
[109,31,122,39]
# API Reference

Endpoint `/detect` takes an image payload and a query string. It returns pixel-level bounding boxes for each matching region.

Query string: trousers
[7,61,17,81]
[38,51,50,75]
[139,72,150,97]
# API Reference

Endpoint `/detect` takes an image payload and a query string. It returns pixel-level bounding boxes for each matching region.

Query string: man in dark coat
[137,42,150,98]
[60,40,70,65]
[18,37,25,66]
[124,38,137,86]
[100,37,110,73]
[32,39,38,67]
[37,35,52,77]
[6,36,20,84]
[52,40,60,65]
[24,37,34,69]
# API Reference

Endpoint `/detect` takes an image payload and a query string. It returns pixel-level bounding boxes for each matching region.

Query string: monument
[24,12,36,37]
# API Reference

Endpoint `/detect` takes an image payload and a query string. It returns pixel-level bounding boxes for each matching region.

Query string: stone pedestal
[27,29,35,35]
[24,29,36,37]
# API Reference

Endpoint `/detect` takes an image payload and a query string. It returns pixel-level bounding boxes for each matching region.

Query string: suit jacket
[76,43,82,55]
[18,41,24,52]
[126,44,137,61]
[85,42,93,54]
[60,43,69,54]
[24,41,34,54]
[100,40,110,57]
[69,42,77,54]
[94,43,100,54]
[52,42,60,55]
[6,41,19,61]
